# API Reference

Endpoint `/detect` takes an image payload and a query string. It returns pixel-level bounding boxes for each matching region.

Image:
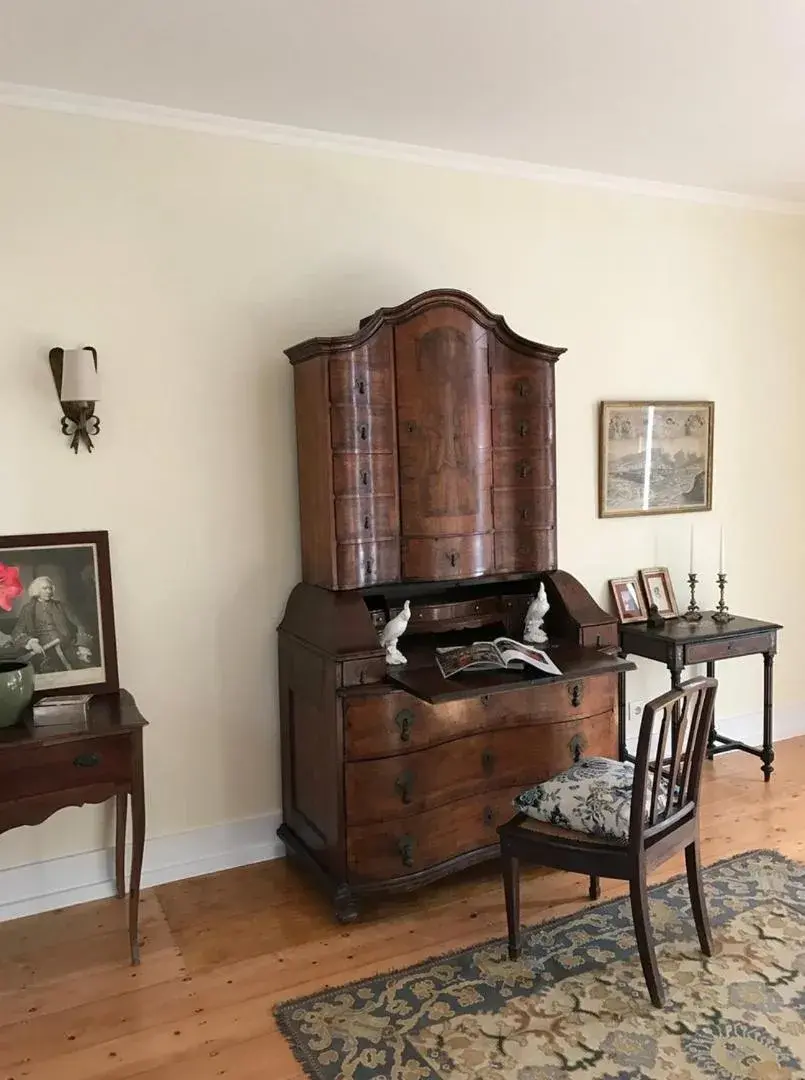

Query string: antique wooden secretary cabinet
[278,289,630,920]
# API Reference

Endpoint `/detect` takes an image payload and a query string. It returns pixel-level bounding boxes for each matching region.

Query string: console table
[0,690,147,961]
[618,615,781,781]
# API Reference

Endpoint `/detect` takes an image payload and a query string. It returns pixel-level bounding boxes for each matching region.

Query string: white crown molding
[1,80,804,216]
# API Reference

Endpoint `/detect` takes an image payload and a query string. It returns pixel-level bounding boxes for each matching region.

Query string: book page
[494,638,562,675]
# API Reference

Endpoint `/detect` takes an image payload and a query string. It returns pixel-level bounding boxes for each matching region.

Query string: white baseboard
[625,702,804,757]
[0,811,284,923]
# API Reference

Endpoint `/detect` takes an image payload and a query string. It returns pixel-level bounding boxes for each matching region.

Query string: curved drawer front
[330,406,394,452]
[329,336,393,407]
[345,711,616,825]
[332,453,395,497]
[492,448,554,489]
[343,674,617,760]
[347,787,523,882]
[336,539,400,589]
[494,528,557,574]
[493,486,555,531]
[335,496,397,543]
[492,405,554,448]
[490,362,552,408]
[401,532,493,581]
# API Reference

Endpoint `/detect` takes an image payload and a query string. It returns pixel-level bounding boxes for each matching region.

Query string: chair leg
[502,850,521,960]
[685,840,713,957]
[589,875,601,900]
[629,873,665,1007]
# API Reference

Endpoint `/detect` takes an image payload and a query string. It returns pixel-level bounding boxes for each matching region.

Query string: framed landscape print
[0,531,118,697]
[599,401,714,517]
[609,575,648,624]
[639,566,679,618]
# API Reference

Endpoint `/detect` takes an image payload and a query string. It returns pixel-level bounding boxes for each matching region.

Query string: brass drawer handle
[515,380,530,398]
[569,733,586,764]
[356,378,366,394]
[395,770,414,804]
[364,559,374,577]
[398,835,415,867]
[481,750,495,776]
[568,682,583,708]
[395,709,415,742]
[363,515,371,530]
[360,470,369,486]
[519,507,530,521]
[447,550,459,567]
[406,421,416,434]
[518,420,529,437]
[358,424,368,441]
[517,461,531,480]
[73,752,101,768]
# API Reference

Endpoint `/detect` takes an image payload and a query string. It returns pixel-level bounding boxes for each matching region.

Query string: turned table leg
[115,792,127,899]
[705,661,717,760]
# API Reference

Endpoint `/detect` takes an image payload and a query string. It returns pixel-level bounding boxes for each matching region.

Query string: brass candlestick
[683,572,703,622]
[712,572,734,623]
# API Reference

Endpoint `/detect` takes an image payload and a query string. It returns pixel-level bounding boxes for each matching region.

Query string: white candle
[719,528,725,574]
[689,525,695,574]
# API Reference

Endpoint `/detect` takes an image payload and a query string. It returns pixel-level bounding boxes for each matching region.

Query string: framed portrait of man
[0,531,118,696]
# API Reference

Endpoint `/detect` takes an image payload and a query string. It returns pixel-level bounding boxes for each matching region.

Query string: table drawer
[686,632,775,664]
[0,736,131,802]
[345,710,616,825]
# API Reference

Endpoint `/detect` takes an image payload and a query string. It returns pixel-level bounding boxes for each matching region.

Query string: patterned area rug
[275,850,805,1079]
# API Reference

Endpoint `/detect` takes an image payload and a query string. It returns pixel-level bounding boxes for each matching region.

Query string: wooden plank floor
[1,740,803,1079]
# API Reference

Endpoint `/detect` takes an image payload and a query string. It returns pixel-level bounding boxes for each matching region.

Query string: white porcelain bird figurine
[379,600,411,665]
[523,583,550,644]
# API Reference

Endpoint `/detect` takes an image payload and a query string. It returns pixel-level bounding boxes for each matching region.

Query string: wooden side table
[618,615,781,781]
[0,689,147,961]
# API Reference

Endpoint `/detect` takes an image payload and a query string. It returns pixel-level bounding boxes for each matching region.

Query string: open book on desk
[435,637,562,679]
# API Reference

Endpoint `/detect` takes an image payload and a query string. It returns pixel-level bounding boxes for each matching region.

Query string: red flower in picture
[0,563,23,612]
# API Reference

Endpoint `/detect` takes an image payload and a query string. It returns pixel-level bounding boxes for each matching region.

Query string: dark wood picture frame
[0,530,118,697]
[639,566,679,618]
[599,401,714,518]
[609,574,648,624]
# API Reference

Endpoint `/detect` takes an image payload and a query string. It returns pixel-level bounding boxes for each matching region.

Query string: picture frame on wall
[599,401,714,518]
[0,531,118,697]
[609,575,648,624]
[638,566,679,618]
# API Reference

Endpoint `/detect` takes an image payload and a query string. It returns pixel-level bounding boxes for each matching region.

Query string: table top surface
[0,689,146,748]
[619,613,781,645]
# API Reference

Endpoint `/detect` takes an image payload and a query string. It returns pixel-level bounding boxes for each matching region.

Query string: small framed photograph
[609,575,648,624]
[599,401,714,517]
[639,567,679,618]
[0,531,118,697]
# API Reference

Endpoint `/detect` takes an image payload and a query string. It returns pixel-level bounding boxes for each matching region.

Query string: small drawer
[491,363,552,407]
[494,528,556,573]
[0,735,131,803]
[686,632,775,665]
[493,487,555,531]
[335,496,397,543]
[492,448,554,489]
[340,656,387,688]
[332,453,395,497]
[492,406,553,448]
[402,533,493,581]
[331,407,394,452]
[329,348,393,407]
[336,539,400,589]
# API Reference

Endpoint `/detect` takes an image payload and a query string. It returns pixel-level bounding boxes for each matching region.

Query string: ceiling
[1,0,804,207]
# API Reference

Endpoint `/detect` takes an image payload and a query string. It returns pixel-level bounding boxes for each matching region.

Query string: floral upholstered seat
[513,756,667,841]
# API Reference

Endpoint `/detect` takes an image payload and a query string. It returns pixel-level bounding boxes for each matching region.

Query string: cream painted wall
[0,103,804,870]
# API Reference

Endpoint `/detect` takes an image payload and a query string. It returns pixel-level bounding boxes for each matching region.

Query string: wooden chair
[498,676,718,1007]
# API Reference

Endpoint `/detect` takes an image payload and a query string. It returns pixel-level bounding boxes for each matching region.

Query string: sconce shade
[60,348,100,403]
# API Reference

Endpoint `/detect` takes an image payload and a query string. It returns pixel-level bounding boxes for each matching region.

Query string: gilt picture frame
[0,531,118,697]
[639,566,679,618]
[599,401,714,518]
[609,575,648,624]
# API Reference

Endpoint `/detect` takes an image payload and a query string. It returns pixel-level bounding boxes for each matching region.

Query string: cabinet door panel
[395,308,493,541]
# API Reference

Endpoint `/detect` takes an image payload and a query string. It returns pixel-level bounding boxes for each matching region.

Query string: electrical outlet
[629,700,645,723]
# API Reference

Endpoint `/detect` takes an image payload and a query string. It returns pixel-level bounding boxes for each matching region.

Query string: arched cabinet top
[285,289,566,365]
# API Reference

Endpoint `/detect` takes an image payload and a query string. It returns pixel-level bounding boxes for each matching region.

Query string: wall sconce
[48,346,101,453]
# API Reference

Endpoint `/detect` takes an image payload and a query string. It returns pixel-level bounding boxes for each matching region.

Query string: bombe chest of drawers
[277,289,631,921]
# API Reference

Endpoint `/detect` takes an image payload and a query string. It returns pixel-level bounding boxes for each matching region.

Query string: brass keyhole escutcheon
[395,770,414,804]
[356,378,366,394]
[448,551,459,567]
[517,461,531,479]
[398,835,415,867]
[360,470,369,486]
[569,734,586,763]
[358,424,368,441]
[518,420,529,437]
[520,507,530,521]
[568,682,583,708]
[482,806,494,827]
[407,420,416,433]
[365,560,374,576]
[395,709,415,742]
[481,750,495,776]
[515,380,530,398]
[363,515,370,529]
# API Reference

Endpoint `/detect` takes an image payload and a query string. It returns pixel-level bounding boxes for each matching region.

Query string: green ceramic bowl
[0,661,34,728]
